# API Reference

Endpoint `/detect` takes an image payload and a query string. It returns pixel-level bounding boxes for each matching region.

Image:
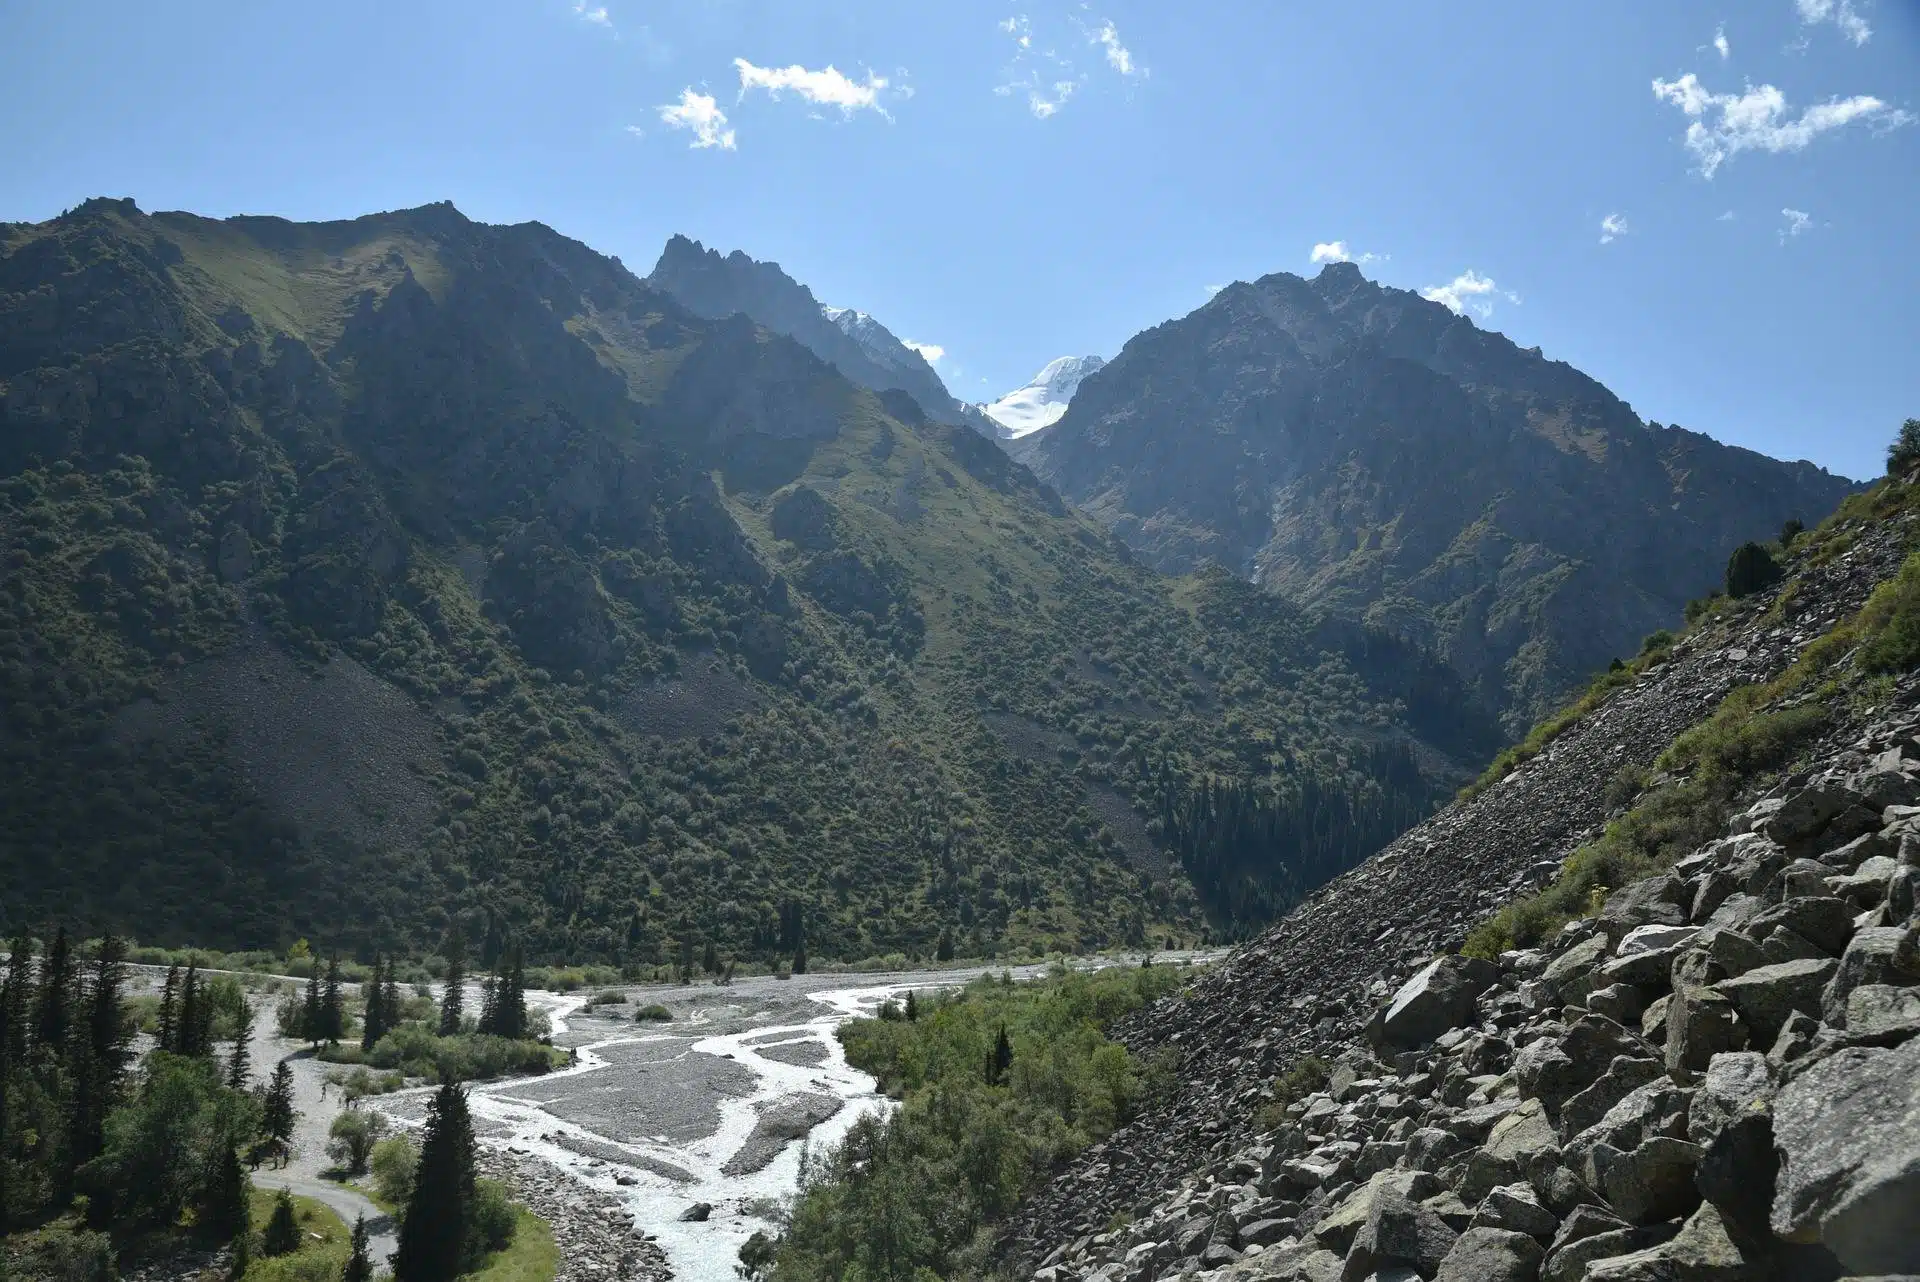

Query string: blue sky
[3,1,1916,479]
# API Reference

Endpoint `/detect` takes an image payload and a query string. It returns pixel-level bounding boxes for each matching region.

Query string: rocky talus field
[1004,497,1920,1280]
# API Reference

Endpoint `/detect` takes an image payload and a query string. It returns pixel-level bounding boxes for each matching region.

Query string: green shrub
[633,1004,672,1022]
[369,1135,418,1207]
[1253,1055,1331,1131]
[473,1179,519,1255]
[1887,417,1920,476]
[1725,542,1783,599]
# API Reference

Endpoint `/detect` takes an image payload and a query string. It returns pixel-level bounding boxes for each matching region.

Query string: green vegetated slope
[0,198,1502,963]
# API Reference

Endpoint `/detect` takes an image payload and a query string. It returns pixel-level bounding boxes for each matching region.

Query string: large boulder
[1771,1037,1920,1273]
[1311,1171,1442,1256]
[1460,1099,1560,1203]
[1580,1203,1752,1282]
[1566,1081,1700,1225]
[1543,1224,1678,1282]
[1823,927,1920,1026]
[1368,957,1500,1051]
[1514,1016,1651,1122]
[1843,983,1920,1045]
[1470,1185,1559,1242]
[1340,1187,1457,1282]
[1688,1053,1780,1240]
[1432,1227,1543,1282]
[1713,957,1838,1045]
[1665,984,1749,1080]
[1748,896,1857,956]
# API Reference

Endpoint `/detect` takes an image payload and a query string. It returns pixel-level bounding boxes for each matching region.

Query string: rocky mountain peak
[980,355,1108,439]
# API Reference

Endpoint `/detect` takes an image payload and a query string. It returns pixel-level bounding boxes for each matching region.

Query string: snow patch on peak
[980,356,1106,438]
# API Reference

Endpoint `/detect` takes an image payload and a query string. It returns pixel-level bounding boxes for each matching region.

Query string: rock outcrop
[1024,736,1920,1280]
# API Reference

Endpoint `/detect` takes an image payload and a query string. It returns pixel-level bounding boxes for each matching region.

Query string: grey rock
[1714,957,1839,1045]
[1419,1191,1474,1233]
[1824,927,1920,1026]
[1686,1053,1776,1148]
[1471,1184,1559,1241]
[1545,1203,1630,1256]
[1665,984,1749,1080]
[1541,936,1612,1005]
[1769,1010,1823,1066]
[1543,1225,1679,1282]
[1586,985,1646,1026]
[1560,1056,1664,1140]
[1370,957,1501,1052]
[1772,1037,1920,1272]
[1640,996,1671,1040]
[1762,786,1858,847]
[1433,1227,1544,1282]
[1843,984,1920,1045]
[1341,1188,1457,1282]
[679,1202,712,1222]
[1240,1218,1297,1248]
[1461,1099,1559,1204]
[1601,878,1690,937]
[1312,1171,1442,1255]
[1585,1135,1704,1225]
[1618,924,1701,957]
[1581,1203,1751,1282]
[1749,896,1857,955]
[1758,927,1832,967]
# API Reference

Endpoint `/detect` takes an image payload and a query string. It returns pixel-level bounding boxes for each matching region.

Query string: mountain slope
[646,234,999,435]
[1006,475,1920,1270]
[0,199,1500,961]
[1012,262,1859,730]
[981,355,1106,438]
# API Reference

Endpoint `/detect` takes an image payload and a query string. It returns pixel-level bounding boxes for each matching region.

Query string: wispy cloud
[1717,209,1737,221]
[901,339,945,366]
[734,59,893,118]
[1093,21,1141,77]
[1599,213,1630,245]
[1779,207,1813,242]
[1421,270,1519,320]
[572,0,611,28]
[656,89,737,150]
[1796,0,1872,45]
[1650,73,1912,177]
[1309,240,1384,266]
[1713,25,1730,59]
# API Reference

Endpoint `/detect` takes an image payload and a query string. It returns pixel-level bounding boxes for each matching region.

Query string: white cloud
[1028,80,1078,118]
[734,59,892,118]
[1205,283,1228,296]
[1797,0,1872,44]
[1093,22,1140,76]
[901,339,945,366]
[1309,240,1383,266]
[1717,209,1736,220]
[624,124,644,140]
[1420,270,1518,320]
[1779,207,1813,242]
[572,0,610,27]
[656,89,737,150]
[1650,72,1912,177]
[1713,25,1730,59]
[1599,213,1630,244]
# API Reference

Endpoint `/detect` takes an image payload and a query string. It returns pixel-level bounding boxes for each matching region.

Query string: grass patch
[466,1208,559,1282]
[244,1187,350,1282]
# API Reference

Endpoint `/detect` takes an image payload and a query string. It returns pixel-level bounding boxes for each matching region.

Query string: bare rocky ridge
[1004,509,1916,1268]
[1018,683,1920,1279]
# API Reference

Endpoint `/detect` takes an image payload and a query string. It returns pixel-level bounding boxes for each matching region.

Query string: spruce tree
[701,940,719,975]
[262,1061,297,1151]
[262,1188,301,1256]
[302,966,322,1047]
[986,1025,1013,1086]
[344,1214,374,1282]
[320,958,344,1045]
[227,1001,255,1090]
[156,963,181,1053]
[33,926,72,1052]
[203,1141,249,1242]
[2,936,33,1063]
[394,1083,479,1282]
[68,935,130,1166]
[382,964,403,1042]
[362,956,387,1053]
[229,1223,251,1281]
[904,990,918,1022]
[438,937,466,1036]
[791,941,807,975]
[935,926,955,962]
[178,964,204,1058]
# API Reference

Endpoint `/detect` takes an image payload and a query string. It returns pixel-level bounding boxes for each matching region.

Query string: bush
[633,1004,672,1022]
[473,1180,519,1256]
[1779,517,1804,548]
[369,1135,418,1207]
[360,1026,561,1081]
[1887,417,1920,476]
[583,991,626,1009]
[326,1110,388,1175]
[20,1228,117,1282]
[1725,542,1783,599]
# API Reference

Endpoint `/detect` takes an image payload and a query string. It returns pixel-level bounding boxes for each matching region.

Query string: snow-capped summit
[979,356,1106,438]
[820,305,930,380]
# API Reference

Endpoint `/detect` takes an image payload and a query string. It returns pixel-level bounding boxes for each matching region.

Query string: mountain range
[1010,263,1858,728]
[0,198,1501,960]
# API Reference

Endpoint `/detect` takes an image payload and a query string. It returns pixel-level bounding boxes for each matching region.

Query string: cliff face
[1015,262,1860,729]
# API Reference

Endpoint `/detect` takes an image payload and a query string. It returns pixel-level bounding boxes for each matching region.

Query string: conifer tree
[362,956,388,1053]
[229,1222,251,1281]
[935,926,955,962]
[438,937,465,1037]
[203,1141,249,1242]
[34,926,72,1051]
[262,1061,297,1151]
[227,1001,255,1090]
[302,967,322,1047]
[345,1214,374,1282]
[394,1083,479,1282]
[701,940,719,975]
[262,1188,300,1256]
[2,935,33,1064]
[178,964,205,1058]
[791,941,807,975]
[382,964,403,1041]
[68,935,130,1166]
[156,963,181,1053]
[986,1025,1013,1086]
[320,958,344,1045]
